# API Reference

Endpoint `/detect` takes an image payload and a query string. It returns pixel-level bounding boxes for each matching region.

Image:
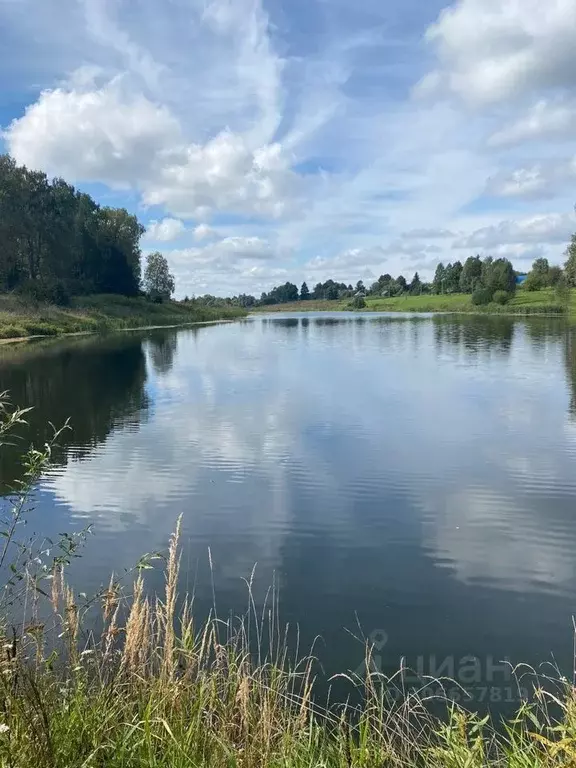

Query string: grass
[0,294,246,340]
[2,517,576,767]
[253,287,575,317]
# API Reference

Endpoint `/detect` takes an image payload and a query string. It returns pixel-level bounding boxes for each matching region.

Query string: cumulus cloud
[157,236,290,297]
[418,0,576,105]
[5,76,180,186]
[303,241,442,283]
[145,218,186,242]
[170,237,276,269]
[453,214,576,249]
[3,0,576,294]
[142,132,300,219]
[4,77,299,219]
[2,0,307,221]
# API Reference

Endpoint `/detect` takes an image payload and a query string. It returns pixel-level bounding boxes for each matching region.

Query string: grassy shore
[0,294,246,340]
[254,287,575,317]
[1,519,575,767]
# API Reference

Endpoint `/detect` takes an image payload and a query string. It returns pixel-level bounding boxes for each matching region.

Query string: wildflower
[0,724,9,734]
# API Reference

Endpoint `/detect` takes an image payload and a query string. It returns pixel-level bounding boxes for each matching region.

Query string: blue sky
[1,0,576,297]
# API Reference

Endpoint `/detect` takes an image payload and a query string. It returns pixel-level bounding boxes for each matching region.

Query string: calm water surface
[2,312,576,701]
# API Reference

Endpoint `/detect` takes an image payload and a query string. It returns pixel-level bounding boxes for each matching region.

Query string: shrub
[471,287,493,306]
[522,304,565,315]
[523,271,543,291]
[349,295,366,310]
[23,322,60,336]
[0,324,27,339]
[16,278,71,306]
[492,290,510,305]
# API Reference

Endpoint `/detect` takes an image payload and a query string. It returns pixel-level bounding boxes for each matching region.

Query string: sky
[1,0,576,298]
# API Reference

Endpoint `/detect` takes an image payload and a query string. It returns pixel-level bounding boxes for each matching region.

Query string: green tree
[0,154,144,297]
[143,252,175,302]
[480,256,494,288]
[532,257,550,278]
[483,257,516,295]
[524,257,550,291]
[445,261,463,293]
[261,281,299,304]
[409,272,422,294]
[326,284,339,300]
[396,275,407,293]
[548,265,564,286]
[433,263,445,294]
[564,234,576,287]
[355,280,365,294]
[555,271,570,307]
[300,281,310,301]
[523,271,542,291]
[459,256,482,293]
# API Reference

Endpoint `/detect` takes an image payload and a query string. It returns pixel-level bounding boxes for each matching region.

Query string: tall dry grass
[0,518,575,767]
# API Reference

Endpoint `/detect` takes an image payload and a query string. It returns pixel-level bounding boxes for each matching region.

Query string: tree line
[198,236,576,309]
[0,155,145,304]
[198,257,519,308]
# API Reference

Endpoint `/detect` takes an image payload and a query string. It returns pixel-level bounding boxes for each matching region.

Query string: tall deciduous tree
[143,252,175,301]
[483,257,516,295]
[565,234,576,287]
[459,256,482,293]
[0,154,144,299]
[524,257,551,291]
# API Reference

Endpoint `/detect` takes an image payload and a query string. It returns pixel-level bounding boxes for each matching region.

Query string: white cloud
[489,99,576,147]
[145,218,185,242]
[454,214,576,249]
[161,237,290,298]
[3,0,576,294]
[142,132,300,219]
[480,243,546,262]
[419,0,576,105]
[167,237,278,287]
[3,0,306,221]
[5,76,180,186]
[4,76,300,219]
[193,224,217,242]
[402,228,454,239]
[189,236,277,263]
[487,159,576,199]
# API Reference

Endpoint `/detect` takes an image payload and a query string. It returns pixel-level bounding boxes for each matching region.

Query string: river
[1,312,576,706]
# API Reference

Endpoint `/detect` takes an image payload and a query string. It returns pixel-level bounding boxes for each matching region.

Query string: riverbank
[0,294,246,339]
[2,520,574,767]
[254,287,574,316]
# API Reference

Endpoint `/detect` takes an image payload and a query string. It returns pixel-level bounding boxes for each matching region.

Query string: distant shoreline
[251,288,572,317]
